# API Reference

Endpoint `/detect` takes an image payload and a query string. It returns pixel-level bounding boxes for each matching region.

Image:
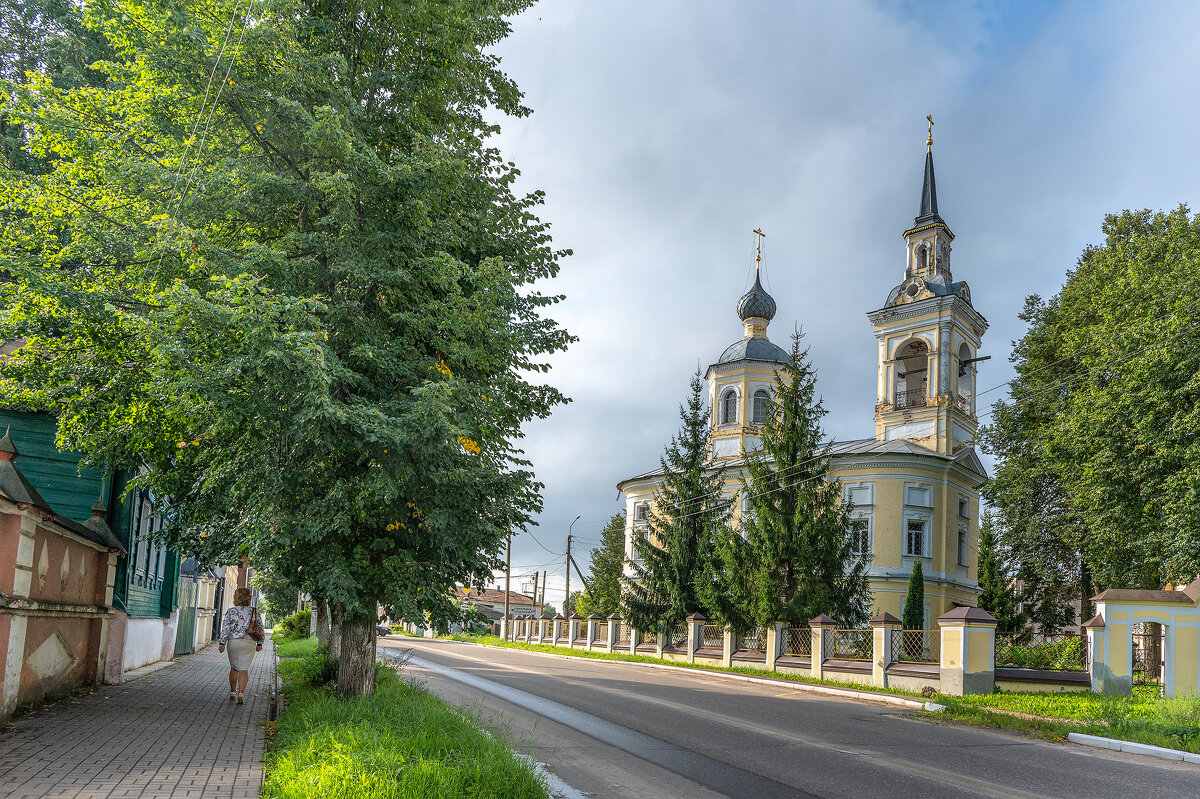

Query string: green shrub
[276,609,312,641]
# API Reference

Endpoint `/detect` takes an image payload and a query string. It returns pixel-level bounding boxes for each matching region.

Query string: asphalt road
[378,637,1200,799]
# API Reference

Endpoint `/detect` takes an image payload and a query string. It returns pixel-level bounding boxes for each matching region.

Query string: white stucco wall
[122,618,165,671]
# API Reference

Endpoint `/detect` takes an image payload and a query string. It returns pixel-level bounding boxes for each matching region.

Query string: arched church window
[915,243,928,273]
[720,389,738,425]
[894,339,929,410]
[752,389,770,424]
[957,342,974,412]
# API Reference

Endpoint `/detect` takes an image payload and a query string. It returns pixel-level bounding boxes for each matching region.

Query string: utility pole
[531,570,539,616]
[502,531,511,639]
[540,570,547,612]
[565,515,580,616]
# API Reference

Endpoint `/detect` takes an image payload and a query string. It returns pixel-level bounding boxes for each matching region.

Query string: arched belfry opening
[957,342,974,412]
[894,339,929,409]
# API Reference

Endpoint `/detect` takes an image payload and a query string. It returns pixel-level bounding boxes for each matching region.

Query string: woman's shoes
[236,693,244,705]
[229,691,236,701]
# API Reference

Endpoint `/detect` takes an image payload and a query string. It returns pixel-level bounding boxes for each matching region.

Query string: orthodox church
[617,128,989,624]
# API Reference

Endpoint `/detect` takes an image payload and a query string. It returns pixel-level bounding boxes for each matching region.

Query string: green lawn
[275,636,320,659]
[451,634,1200,754]
[264,647,548,799]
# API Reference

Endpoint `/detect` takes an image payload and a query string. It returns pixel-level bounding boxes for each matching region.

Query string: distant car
[376,625,390,636]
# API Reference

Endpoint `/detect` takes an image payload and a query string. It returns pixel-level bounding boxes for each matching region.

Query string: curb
[388,637,928,711]
[1067,732,1200,764]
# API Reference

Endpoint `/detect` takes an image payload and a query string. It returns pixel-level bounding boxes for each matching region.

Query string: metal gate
[174,577,198,656]
[1131,621,1164,690]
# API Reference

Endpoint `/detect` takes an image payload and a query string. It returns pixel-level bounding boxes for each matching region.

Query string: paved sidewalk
[0,637,274,799]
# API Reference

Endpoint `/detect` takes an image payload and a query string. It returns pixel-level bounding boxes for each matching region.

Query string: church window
[849,519,870,559]
[720,388,738,425]
[905,519,926,558]
[957,343,974,411]
[752,389,770,424]
[958,495,969,518]
[957,526,968,567]
[633,501,651,529]
[894,339,929,409]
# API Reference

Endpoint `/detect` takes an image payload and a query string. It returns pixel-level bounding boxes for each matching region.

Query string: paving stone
[0,638,273,799]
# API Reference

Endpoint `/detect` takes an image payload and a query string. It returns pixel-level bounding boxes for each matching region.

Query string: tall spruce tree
[623,370,726,633]
[709,330,868,631]
[902,561,925,630]
[977,511,1023,632]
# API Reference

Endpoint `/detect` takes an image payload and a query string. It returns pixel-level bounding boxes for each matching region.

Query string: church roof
[617,436,987,489]
[883,270,972,308]
[912,148,943,228]
[716,336,789,365]
[736,273,777,322]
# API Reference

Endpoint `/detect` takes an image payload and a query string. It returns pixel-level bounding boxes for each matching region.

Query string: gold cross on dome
[752,227,766,272]
[926,114,934,151]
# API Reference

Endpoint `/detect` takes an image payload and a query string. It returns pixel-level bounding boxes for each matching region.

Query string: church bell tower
[867,118,988,455]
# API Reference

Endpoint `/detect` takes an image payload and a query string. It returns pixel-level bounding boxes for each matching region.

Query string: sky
[479,0,1200,608]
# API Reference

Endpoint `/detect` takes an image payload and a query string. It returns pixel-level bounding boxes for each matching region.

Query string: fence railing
[892,629,940,664]
[667,624,688,649]
[702,624,724,648]
[739,627,765,652]
[573,624,587,641]
[894,388,927,410]
[827,629,872,661]
[786,626,812,657]
[994,632,1087,672]
[594,623,608,643]
[616,622,630,644]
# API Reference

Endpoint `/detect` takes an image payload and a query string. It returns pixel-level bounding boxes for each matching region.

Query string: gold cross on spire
[752,227,766,273]
[926,114,934,151]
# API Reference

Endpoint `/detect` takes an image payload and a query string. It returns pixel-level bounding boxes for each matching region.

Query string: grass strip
[264,647,548,799]
[443,633,925,697]
[447,634,1200,754]
[275,636,319,659]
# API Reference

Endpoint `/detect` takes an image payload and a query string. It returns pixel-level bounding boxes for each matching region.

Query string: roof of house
[1093,577,1200,605]
[459,588,537,607]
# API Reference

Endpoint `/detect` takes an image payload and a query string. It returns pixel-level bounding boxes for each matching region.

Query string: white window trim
[902,508,932,558]
[717,385,741,427]
[903,482,933,508]
[848,512,873,561]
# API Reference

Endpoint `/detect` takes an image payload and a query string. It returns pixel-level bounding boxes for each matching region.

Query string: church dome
[717,336,789,365]
[736,273,777,322]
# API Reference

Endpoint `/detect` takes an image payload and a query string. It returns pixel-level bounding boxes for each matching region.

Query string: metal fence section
[994,631,1087,671]
[892,629,940,664]
[616,622,630,644]
[1132,621,1163,687]
[668,624,688,648]
[739,627,765,652]
[702,624,724,648]
[828,629,872,661]
[594,623,608,643]
[786,626,812,657]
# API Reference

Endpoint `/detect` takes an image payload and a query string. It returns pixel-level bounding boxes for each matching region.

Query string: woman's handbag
[247,606,265,642]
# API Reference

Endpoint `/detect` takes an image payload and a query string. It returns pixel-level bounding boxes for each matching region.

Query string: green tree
[902,561,925,630]
[622,370,726,632]
[0,0,570,697]
[980,207,1200,608]
[574,512,626,618]
[707,330,868,631]
[976,512,1023,633]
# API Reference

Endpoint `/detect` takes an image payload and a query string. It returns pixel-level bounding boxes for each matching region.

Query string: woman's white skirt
[226,637,257,671]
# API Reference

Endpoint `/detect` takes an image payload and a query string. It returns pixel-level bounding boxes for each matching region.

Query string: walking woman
[218,587,263,704]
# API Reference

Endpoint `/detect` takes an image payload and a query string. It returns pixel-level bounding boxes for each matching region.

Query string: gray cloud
[483,0,1200,607]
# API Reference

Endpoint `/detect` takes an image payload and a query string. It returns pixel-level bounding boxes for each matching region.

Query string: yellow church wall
[1175,627,1199,696]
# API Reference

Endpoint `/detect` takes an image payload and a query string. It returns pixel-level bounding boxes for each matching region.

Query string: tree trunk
[315,597,330,650]
[337,611,376,698]
[329,602,344,666]
[1079,558,1095,627]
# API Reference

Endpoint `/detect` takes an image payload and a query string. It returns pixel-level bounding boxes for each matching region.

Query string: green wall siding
[0,411,107,525]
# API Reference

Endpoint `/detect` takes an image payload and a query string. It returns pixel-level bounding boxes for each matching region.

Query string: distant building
[617,131,988,625]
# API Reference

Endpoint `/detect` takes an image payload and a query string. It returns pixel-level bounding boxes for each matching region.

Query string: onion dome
[736,273,777,322]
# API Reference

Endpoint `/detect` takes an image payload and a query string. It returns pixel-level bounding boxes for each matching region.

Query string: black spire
[913,149,942,227]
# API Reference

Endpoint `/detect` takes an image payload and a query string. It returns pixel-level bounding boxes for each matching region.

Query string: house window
[633,501,651,529]
[720,388,738,425]
[849,519,870,559]
[752,389,770,424]
[957,527,968,567]
[906,519,926,557]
